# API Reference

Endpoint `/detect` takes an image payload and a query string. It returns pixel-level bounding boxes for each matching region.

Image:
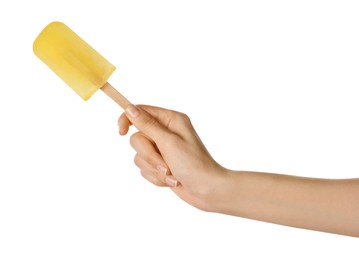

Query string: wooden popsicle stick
[101,82,131,109]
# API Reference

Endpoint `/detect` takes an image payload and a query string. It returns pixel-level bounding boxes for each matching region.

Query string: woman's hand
[118,104,359,237]
[118,104,227,211]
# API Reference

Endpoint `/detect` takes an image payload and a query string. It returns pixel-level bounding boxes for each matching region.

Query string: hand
[118,105,359,237]
[118,105,227,211]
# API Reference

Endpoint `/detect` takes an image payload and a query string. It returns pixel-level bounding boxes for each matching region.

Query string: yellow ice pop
[33,21,130,108]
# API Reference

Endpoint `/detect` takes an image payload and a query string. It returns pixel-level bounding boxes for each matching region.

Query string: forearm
[213,170,359,237]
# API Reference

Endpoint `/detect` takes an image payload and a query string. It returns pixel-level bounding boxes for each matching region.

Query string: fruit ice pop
[33,21,130,108]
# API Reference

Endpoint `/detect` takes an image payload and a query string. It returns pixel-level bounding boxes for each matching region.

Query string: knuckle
[130,132,141,147]
[175,112,192,125]
[180,112,191,122]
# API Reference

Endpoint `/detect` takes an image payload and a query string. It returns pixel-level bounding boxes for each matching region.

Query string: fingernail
[156,165,167,176]
[126,104,140,118]
[165,176,178,187]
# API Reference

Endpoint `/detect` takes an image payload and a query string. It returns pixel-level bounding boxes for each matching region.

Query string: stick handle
[101,82,131,109]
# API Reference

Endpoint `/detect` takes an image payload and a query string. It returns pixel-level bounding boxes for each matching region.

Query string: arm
[118,104,359,237]
[218,170,359,237]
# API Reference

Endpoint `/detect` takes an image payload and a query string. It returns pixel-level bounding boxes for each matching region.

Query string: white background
[0,0,358,259]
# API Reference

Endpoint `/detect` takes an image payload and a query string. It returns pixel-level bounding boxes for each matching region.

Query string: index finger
[118,112,132,135]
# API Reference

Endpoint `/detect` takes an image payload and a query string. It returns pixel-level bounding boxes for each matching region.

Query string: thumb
[125,104,170,142]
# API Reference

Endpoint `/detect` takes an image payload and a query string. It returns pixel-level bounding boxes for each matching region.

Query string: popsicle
[33,21,130,108]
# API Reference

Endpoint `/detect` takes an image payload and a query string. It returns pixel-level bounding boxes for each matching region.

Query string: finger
[141,170,179,188]
[130,133,169,180]
[119,105,175,136]
[134,154,156,172]
[135,154,179,187]
[136,105,176,129]
[140,171,168,187]
[118,112,132,135]
[137,105,194,140]
[125,104,172,144]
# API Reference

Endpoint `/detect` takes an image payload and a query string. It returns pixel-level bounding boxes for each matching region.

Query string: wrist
[200,167,237,214]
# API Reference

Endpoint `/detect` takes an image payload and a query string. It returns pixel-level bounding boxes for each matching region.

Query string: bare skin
[118,104,359,237]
